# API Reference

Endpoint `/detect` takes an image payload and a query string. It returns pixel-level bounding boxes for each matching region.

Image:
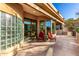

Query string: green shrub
[76,27,79,33]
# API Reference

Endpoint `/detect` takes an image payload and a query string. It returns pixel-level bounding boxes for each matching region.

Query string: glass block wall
[0,11,23,50]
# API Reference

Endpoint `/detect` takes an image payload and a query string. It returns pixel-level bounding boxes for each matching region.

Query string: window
[0,11,23,50]
[45,20,51,34]
[52,23,55,33]
[31,21,37,37]
[45,20,51,28]
[40,21,44,30]
[24,20,31,37]
[24,19,37,38]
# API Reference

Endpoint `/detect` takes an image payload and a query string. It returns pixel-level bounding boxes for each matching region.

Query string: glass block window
[0,11,23,50]
[0,12,1,50]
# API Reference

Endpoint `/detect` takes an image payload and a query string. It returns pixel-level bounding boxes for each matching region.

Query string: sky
[53,3,79,20]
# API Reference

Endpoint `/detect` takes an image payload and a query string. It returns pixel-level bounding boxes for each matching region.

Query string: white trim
[49,3,58,12]
[51,20,52,33]
[59,13,64,18]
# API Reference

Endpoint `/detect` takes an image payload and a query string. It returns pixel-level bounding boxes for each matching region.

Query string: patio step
[16,46,49,56]
[16,42,56,56]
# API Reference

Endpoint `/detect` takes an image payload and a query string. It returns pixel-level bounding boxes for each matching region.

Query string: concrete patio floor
[53,35,79,56]
[16,35,79,56]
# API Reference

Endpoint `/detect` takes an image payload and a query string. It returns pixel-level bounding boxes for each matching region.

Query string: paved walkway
[53,35,79,56]
[16,42,55,56]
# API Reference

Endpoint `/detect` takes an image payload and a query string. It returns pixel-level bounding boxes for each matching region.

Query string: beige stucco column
[54,21,56,34]
[51,20,53,33]
[37,20,40,37]
[61,23,64,34]
[60,23,64,30]
[51,20,56,34]
[44,20,47,35]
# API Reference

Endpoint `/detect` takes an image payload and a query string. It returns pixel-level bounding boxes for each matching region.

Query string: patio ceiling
[21,4,45,16]
[20,3,64,24]
[20,3,51,20]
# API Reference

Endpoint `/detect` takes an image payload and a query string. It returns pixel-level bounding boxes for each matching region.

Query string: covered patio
[20,3,64,42]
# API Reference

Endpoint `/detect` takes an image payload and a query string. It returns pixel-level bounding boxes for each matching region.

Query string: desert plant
[76,27,79,33]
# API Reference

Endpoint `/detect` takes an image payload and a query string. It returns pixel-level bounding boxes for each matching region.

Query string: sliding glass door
[24,18,37,40]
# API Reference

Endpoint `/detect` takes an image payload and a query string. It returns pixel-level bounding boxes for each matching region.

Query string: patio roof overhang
[20,3,64,24]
